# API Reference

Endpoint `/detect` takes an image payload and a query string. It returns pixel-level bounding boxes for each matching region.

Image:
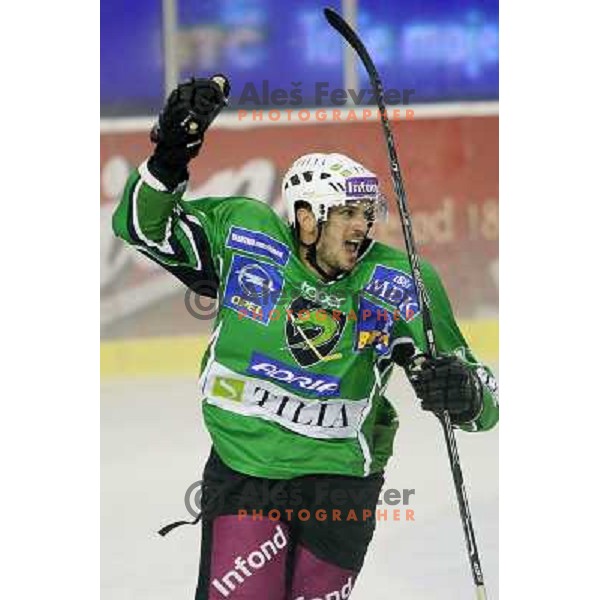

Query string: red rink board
[101,115,498,336]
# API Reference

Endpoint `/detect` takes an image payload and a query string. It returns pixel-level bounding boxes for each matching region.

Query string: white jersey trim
[357,371,380,476]
[131,177,176,254]
[138,159,168,192]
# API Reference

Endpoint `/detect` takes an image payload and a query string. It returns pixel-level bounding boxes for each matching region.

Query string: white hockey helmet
[282,152,387,227]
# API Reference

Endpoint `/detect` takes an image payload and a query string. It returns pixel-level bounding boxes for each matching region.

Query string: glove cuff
[146,153,190,193]
[450,370,484,426]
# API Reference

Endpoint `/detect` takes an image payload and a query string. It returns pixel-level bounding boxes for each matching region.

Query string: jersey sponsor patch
[355,296,394,355]
[223,255,284,325]
[211,376,245,402]
[299,281,345,310]
[226,226,290,266]
[203,361,367,440]
[364,265,421,322]
[247,352,341,397]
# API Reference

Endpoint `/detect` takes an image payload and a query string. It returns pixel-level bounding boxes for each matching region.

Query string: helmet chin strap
[303,222,340,282]
[306,242,340,282]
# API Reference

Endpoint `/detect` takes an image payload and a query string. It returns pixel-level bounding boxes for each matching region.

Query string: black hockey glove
[148,75,230,190]
[389,338,417,368]
[407,355,483,425]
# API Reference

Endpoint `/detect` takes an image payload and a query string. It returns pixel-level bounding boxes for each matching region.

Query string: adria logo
[247,352,340,396]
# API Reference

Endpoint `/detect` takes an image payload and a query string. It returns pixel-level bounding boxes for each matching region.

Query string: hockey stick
[323,8,487,599]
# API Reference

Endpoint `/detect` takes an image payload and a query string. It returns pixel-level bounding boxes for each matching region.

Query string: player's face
[315,203,372,275]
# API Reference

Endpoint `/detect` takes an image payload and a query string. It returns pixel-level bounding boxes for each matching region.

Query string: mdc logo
[364,265,421,322]
[247,352,340,396]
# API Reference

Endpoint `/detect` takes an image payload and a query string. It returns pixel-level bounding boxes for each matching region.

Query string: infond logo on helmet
[345,176,378,197]
[247,352,340,396]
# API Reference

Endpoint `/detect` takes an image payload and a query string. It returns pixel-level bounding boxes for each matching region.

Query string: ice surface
[101,367,498,599]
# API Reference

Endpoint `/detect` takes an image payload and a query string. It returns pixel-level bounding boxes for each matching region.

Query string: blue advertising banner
[101,0,164,115]
[101,0,498,115]
[353,0,498,102]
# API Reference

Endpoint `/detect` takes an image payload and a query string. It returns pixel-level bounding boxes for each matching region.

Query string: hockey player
[112,76,498,600]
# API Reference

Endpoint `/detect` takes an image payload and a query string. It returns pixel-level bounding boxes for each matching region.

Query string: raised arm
[112,76,230,293]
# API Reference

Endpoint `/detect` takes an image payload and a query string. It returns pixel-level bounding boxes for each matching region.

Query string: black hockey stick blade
[323,8,381,88]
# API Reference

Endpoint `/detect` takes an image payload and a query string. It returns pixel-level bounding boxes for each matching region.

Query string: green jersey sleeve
[111,161,263,293]
[393,260,499,433]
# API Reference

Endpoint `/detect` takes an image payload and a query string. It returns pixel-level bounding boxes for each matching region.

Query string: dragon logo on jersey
[285,297,346,367]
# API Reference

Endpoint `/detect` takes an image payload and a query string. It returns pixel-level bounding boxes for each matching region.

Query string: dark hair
[293,200,312,235]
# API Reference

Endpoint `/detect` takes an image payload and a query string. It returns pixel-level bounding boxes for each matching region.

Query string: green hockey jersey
[112,162,499,479]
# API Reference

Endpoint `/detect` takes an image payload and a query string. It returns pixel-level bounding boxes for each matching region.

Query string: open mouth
[344,239,362,257]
